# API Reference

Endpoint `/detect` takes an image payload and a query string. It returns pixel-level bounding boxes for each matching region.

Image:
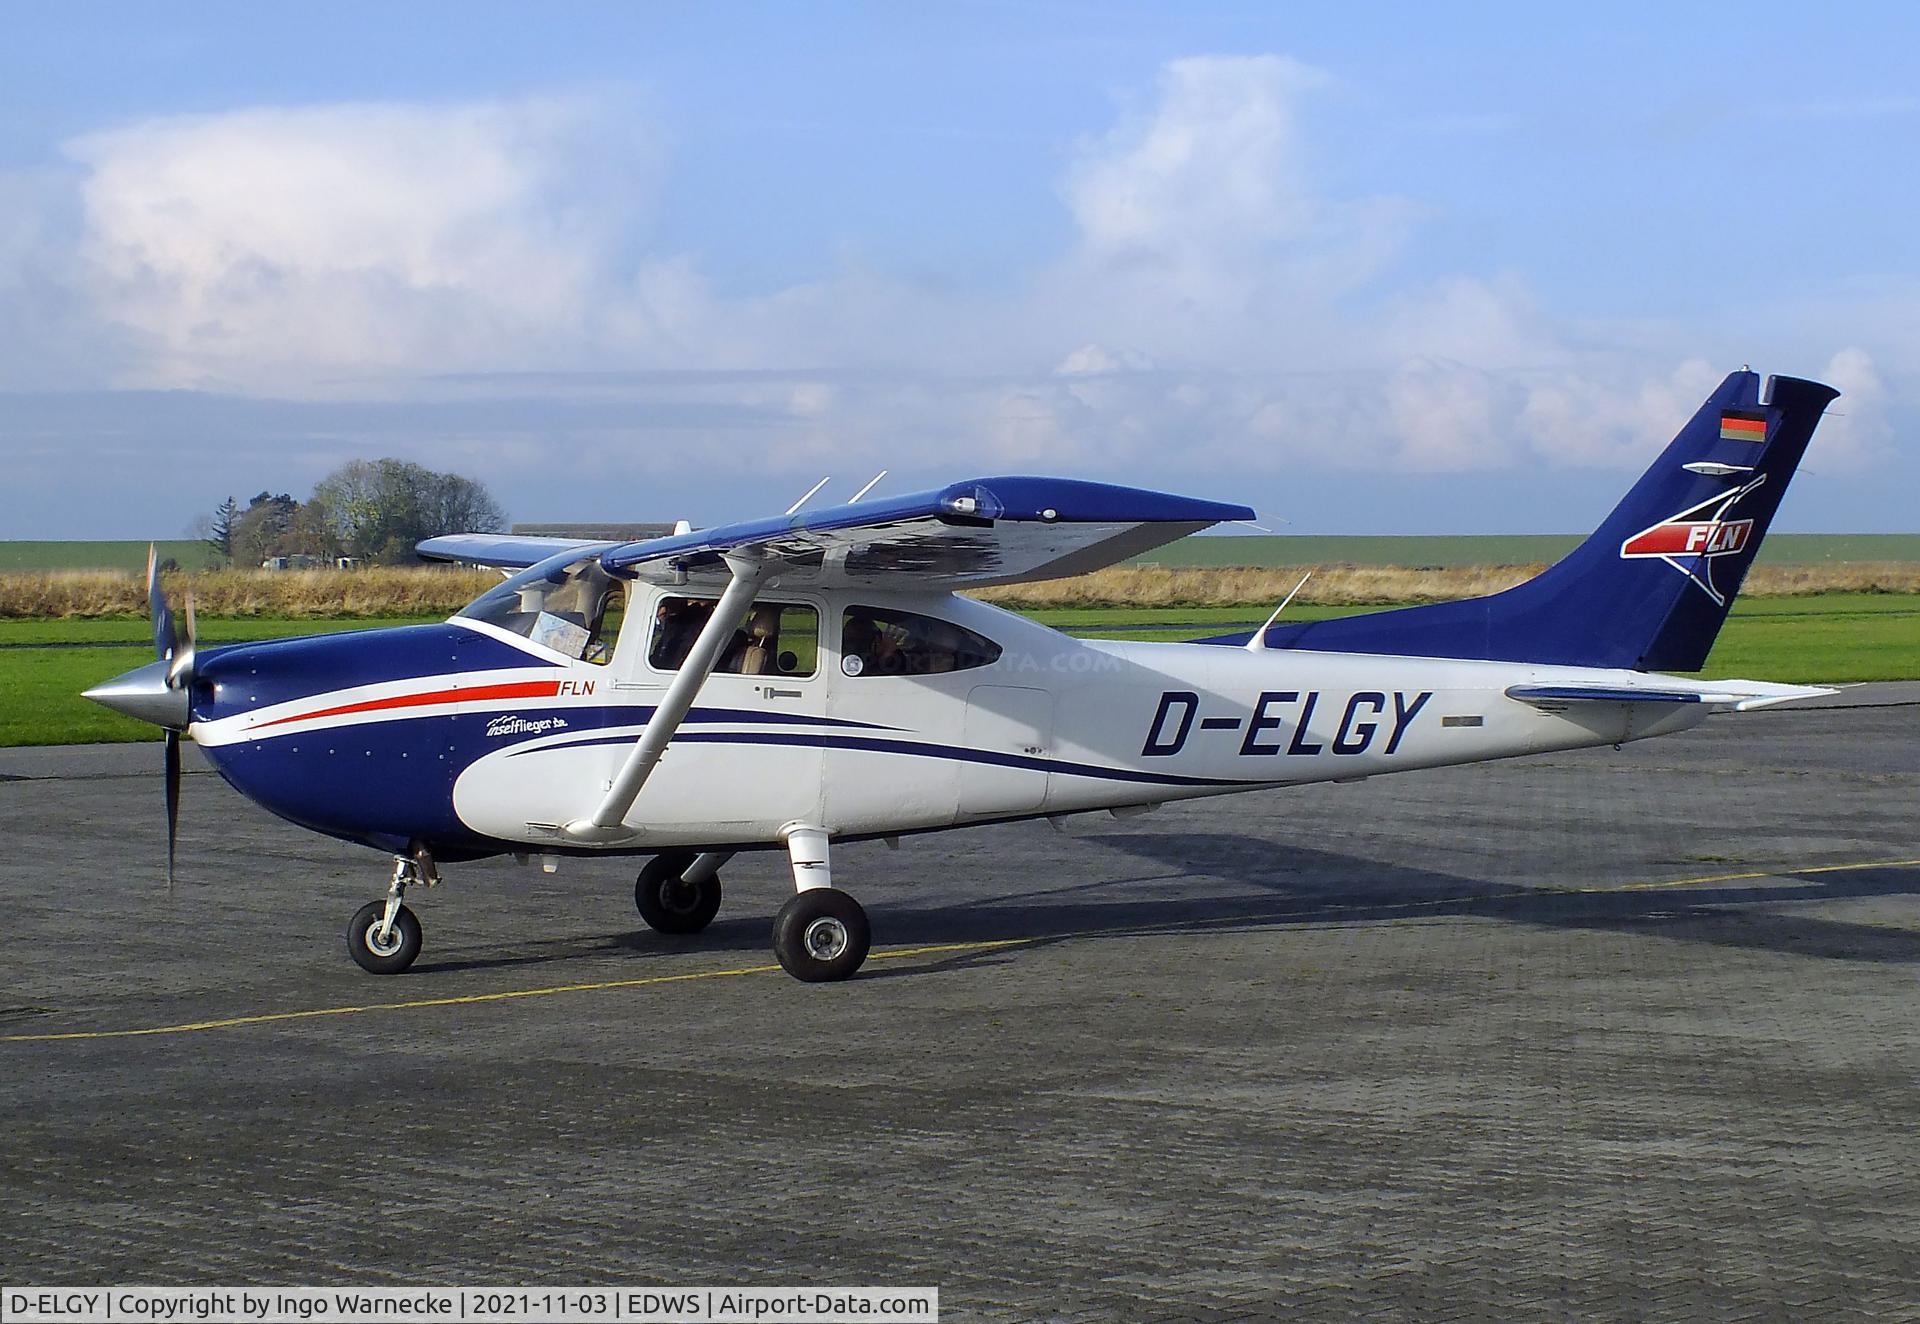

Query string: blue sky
[2,2,1914,538]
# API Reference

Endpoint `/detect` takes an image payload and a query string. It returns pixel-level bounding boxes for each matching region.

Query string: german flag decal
[1720,409,1768,443]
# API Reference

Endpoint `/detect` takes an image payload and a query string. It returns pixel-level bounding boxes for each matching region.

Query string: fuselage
[183,586,1711,861]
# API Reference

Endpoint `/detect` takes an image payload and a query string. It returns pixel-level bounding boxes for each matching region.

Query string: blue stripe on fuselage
[523,728,1270,788]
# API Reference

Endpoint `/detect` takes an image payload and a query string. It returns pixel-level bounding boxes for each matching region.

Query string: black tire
[771,888,871,982]
[635,853,723,934]
[347,900,422,975]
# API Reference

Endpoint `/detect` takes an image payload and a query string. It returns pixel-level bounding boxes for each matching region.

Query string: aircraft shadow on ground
[415,833,1920,977]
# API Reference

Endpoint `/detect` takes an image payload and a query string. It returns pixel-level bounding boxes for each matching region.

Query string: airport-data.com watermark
[2,1288,938,1324]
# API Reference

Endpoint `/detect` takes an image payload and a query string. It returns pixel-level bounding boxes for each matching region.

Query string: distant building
[511,522,678,542]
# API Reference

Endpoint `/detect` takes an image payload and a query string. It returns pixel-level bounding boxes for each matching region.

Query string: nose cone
[84,659,190,729]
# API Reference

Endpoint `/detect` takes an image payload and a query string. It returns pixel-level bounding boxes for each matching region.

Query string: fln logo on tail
[1619,474,1767,606]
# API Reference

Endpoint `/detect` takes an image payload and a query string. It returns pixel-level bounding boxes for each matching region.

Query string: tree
[311,459,505,563]
[205,496,240,562]
[231,491,301,567]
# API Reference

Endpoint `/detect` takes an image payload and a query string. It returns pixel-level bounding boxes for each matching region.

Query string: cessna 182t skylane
[87,369,1836,982]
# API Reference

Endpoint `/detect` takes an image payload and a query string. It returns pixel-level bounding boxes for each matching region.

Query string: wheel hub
[660,880,700,915]
[364,920,403,957]
[802,916,849,962]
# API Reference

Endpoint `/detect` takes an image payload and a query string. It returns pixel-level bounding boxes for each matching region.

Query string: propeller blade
[164,729,181,893]
[147,544,179,673]
[168,590,197,690]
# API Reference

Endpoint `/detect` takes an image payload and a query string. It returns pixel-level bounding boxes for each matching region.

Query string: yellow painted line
[0,939,1034,1044]
[5,858,1915,1044]
[2,961,777,1042]
[866,938,1029,962]
[1602,856,1920,893]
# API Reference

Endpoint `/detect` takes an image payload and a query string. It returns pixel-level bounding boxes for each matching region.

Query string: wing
[415,534,616,570]
[598,476,1255,589]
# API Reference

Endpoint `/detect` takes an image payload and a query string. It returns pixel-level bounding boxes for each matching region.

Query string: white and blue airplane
[87,368,1836,982]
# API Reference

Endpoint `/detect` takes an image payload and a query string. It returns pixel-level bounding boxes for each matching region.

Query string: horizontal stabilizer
[1507,680,1835,712]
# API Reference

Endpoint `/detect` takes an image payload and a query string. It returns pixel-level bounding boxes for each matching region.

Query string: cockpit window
[650,597,820,677]
[839,607,1001,677]
[456,554,627,665]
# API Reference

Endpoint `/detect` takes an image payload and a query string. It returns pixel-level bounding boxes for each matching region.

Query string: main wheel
[635,854,723,934]
[347,900,422,975]
[771,888,871,983]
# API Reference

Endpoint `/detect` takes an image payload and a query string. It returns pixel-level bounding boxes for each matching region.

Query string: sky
[2,2,1916,539]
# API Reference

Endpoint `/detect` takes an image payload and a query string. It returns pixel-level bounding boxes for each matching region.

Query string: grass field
[0,540,221,572]
[4,595,1913,748]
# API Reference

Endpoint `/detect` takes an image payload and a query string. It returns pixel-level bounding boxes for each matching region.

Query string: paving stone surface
[2,685,1918,1321]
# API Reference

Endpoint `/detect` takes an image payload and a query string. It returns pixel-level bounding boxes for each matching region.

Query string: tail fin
[1210,369,1837,671]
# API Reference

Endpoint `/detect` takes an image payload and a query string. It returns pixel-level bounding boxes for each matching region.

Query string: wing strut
[562,552,771,844]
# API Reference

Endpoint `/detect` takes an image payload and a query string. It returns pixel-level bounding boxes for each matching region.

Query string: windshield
[457,553,626,665]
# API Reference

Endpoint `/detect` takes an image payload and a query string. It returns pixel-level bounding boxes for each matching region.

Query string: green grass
[0,615,445,647]
[0,540,222,572]
[1,645,164,746]
[0,617,446,747]
[1132,533,1920,569]
[2,597,1913,747]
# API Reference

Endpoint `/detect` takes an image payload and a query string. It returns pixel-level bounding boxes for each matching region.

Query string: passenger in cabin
[651,597,713,670]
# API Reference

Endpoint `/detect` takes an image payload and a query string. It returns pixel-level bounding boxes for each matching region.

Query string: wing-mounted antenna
[848,471,888,503]
[785,477,832,516]
[1245,570,1314,653]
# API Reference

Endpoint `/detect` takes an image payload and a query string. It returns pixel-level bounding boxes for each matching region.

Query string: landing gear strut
[347,851,429,975]
[635,851,727,934]
[771,825,869,982]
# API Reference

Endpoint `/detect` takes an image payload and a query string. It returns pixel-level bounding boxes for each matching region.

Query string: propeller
[146,546,197,891]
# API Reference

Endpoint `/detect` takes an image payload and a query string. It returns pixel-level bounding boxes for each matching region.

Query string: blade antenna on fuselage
[848,471,888,503]
[1245,570,1314,652]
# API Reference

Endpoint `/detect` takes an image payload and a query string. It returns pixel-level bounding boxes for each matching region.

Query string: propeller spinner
[82,545,198,888]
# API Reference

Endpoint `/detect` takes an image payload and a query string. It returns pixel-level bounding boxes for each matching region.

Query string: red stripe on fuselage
[252,679,565,730]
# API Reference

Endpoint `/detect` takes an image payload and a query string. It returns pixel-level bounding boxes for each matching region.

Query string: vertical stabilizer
[1205,370,1838,670]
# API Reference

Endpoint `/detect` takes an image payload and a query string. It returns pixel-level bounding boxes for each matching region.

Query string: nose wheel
[347,899,422,974]
[346,849,432,975]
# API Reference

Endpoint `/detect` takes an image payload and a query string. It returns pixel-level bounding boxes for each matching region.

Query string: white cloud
[67,96,661,389]
[1064,55,1331,262]
[1518,359,1725,468]
[1043,55,1416,368]
[1809,347,1888,469]
[5,58,1905,507]
[1054,343,1154,376]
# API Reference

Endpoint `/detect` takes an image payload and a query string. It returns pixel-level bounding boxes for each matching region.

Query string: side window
[840,607,1002,677]
[649,597,819,677]
[462,557,625,665]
